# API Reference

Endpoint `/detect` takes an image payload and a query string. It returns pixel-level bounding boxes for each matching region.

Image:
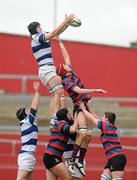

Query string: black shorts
[73,101,89,116]
[105,154,127,172]
[43,153,62,169]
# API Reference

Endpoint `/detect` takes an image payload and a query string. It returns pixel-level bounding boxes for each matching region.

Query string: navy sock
[79,147,87,164]
[71,144,80,162]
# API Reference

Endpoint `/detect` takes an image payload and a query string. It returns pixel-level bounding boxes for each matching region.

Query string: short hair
[16,107,27,120]
[104,112,116,125]
[27,22,40,35]
[56,108,69,121]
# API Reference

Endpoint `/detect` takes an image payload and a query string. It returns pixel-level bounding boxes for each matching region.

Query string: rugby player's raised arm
[78,102,98,126]
[30,81,40,110]
[57,36,72,66]
[69,116,78,134]
[44,14,75,41]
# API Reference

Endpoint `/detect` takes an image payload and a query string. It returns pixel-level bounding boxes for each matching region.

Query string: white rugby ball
[69,17,82,27]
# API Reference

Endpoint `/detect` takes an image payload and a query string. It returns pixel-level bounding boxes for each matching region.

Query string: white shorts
[18,152,36,172]
[39,65,57,86]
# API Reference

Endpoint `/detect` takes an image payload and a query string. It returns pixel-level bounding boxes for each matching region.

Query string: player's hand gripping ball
[69,17,82,27]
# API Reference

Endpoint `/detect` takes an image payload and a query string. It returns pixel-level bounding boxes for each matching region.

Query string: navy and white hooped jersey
[19,108,38,154]
[31,32,54,67]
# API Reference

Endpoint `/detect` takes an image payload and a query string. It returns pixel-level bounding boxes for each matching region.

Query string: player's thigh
[46,169,57,180]
[50,162,72,180]
[16,169,31,180]
[112,171,124,179]
[47,75,62,93]
[86,117,93,129]
[77,112,87,127]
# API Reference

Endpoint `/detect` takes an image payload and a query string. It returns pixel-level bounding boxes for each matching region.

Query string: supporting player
[56,36,107,176]
[16,81,40,180]
[27,14,75,127]
[43,108,78,180]
[78,101,127,180]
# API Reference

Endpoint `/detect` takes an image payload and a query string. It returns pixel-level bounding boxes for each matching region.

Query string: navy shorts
[43,153,62,169]
[73,101,89,116]
[105,154,127,172]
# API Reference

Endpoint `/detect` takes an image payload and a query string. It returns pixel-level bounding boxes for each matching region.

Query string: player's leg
[16,170,32,180]
[50,162,72,180]
[101,168,112,180]
[71,112,87,160]
[39,66,64,125]
[43,153,72,180]
[46,169,58,180]
[111,154,127,180]
[16,153,35,180]
[67,111,87,174]
[47,75,63,114]
[76,116,92,176]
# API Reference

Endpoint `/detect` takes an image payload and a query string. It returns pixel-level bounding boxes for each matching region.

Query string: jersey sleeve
[28,108,37,124]
[97,120,107,134]
[63,78,77,91]
[61,123,70,135]
[32,33,46,43]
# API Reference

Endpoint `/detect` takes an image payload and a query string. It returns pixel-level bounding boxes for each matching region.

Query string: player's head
[104,112,116,125]
[56,64,71,77]
[56,108,71,122]
[27,22,40,35]
[16,107,27,120]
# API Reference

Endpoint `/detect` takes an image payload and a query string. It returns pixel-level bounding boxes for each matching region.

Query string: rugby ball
[69,17,82,27]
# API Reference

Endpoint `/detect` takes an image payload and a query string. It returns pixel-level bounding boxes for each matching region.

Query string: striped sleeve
[28,108,37,124]
[32,33,45,43]
[63,78,77,91]
[98,120,107,134]
[61,124,70,135]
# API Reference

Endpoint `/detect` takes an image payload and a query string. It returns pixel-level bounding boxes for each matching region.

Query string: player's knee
[78,127,87,139]
[112,177,123,180]
[101,173,111,180]
[65,174,72,180]
[86,129,93,136]
[48,83,63,95]
[55,87,63,96]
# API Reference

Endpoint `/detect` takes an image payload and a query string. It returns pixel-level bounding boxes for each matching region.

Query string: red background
[0,33,137,97]
[0,134,137,180]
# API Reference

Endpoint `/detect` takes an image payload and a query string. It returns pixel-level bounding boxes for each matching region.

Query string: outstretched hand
[65,14,75,23]
[96,89,107,93]
[33,81,40,92]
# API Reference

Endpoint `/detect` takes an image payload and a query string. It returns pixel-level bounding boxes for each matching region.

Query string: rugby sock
[79,147,87,164]
[71,144,80,162]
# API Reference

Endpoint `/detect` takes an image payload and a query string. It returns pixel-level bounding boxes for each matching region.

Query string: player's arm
[57,36,71,66]
[73,86,107,94]
[60,89,67,109]
[30,81,40,110]
[78,102,98,125]
[44,14,75,41]
[69,116,78,133]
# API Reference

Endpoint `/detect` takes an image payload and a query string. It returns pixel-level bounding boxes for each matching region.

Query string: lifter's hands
[77,101,86,110]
